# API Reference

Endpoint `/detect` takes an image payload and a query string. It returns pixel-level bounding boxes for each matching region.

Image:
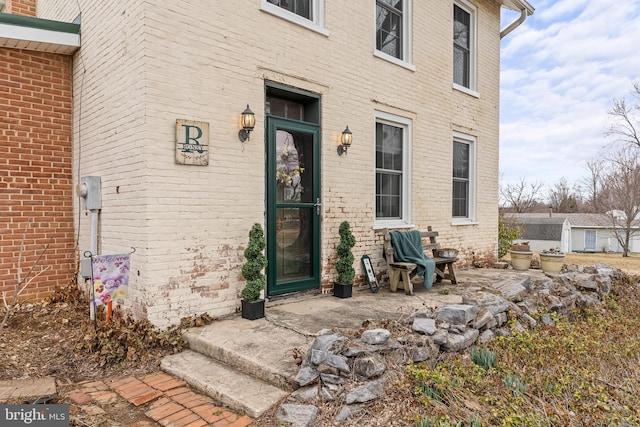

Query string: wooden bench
[383,226,458,295]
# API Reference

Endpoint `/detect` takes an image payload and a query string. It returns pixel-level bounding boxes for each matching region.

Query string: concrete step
[161,350,289,419]
[181,316,314,392]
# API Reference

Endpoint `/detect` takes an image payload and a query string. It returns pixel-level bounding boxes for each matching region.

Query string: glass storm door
[266,117,320,296]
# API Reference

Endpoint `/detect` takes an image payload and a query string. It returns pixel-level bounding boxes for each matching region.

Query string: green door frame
[266,117,321,296]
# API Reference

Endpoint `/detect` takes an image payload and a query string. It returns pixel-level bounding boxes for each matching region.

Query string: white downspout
[501,8,528,39]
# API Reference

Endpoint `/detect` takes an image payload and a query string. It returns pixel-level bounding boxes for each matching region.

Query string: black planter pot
[241,299,265,320]
[333,282,352,298]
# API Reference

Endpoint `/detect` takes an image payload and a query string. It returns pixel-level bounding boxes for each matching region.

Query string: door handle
[313,198,322,216]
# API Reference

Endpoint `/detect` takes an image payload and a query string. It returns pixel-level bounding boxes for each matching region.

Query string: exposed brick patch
[108,377,138,389]
[141,372,174,387]
[158,408,193,426]
[130,390,164,407]
[154,378,188,392]
[113,378,158,401]
[170,391,213,409]
[166,412,202,427]
[227,415,254,427]
[5,0,37,16]
[164,386,192,397]
[67,391,92,405]
[144,401,185,422]
[80,381,109,391]
[88,391,119,405]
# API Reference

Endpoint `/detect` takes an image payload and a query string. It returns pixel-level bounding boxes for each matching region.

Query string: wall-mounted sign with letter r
[176,119,209,166]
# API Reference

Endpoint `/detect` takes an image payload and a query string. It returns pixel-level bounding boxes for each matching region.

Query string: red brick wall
[0,48,75,301]
[5,0,37,17]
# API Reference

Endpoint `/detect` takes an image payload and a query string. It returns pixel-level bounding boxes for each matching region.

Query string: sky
[499,0,640,192]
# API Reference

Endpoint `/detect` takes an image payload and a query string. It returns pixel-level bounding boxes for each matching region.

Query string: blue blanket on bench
[390,230,435,290]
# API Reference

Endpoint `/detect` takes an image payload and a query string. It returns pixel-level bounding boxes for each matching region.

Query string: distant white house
[506,213,640,254]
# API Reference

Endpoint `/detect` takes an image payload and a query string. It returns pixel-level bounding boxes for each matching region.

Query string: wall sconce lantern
[337,125,352,155]
[238,104,256,142]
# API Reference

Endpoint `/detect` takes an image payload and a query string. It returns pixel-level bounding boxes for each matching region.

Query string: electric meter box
[78,176,102,211]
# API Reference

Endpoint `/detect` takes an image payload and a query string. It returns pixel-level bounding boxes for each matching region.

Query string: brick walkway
[65,372,253,426]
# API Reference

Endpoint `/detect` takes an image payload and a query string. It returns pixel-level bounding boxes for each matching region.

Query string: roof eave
[500,0,535,15]
[0,12,80,55]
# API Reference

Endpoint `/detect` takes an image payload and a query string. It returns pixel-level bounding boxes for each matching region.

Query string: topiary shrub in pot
[241,223,268,320]
[334,221,355,298]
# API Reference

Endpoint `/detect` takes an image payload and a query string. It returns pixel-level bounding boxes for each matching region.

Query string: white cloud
[499,0,640,191]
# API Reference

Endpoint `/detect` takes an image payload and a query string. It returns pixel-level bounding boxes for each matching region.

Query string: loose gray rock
[540,313,555,327]
[449,324,466,333]
[494,279,529,302]
[464,292,511,315]
[277,404,319,427]
[320,373,343,385]
[516,299,538,315]
[547,295,564,311]
[473,309,494,329]
[336,405,363,421]
[410,344,438,362]
[361,328,391,345]
[484,316,498,329]
[290,386,318,402]
[311,333,348,353]
[435,304,480,325]
[478,329,495,344]
[495,312,508,327]
[535,277,555,292]
[412,318,437,335]
[295,366,319,387]
[597,277,611,294]
[576,278,598,292]
[431,331,448,345]
[310,349,350,373]
[321,386,335,401]
[345,380,385,404]
[521,313,537,329]
[442,328,479,352]
[353,353,386,379]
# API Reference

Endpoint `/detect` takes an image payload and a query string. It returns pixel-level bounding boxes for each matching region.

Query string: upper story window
[261,0,328,36]
[452,132,476,223]
[375,0,414,70]
[375,112,412,225]
[453,1,477,94]
[267,0,311,19]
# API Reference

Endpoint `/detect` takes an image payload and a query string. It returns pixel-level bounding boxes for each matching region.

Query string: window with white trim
[261,0,328,35]
[453,1,477,92]
[375,113,411,223]
[452,133,476,222]
[375,0,413,66]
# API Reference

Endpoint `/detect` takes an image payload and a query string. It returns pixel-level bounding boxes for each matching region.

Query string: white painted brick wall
[38,0,504,327]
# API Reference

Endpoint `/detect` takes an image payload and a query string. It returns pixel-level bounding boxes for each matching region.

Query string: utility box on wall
[78,176,102,211]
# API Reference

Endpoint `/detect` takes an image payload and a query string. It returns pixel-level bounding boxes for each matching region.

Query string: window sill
[373,50,416,72]
[373,221,415,231]
[451,219,479,226]
[453,83,480,98]
[260,2,329,37]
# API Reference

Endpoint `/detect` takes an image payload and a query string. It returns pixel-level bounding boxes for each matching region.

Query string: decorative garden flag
[91,254,130,306]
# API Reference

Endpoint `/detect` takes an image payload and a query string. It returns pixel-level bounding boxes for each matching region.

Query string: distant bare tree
[581,160,605,213]
[597,146,640,257]
[606,81,640,150]
[500,178,544,213]
[547,177,581,213]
